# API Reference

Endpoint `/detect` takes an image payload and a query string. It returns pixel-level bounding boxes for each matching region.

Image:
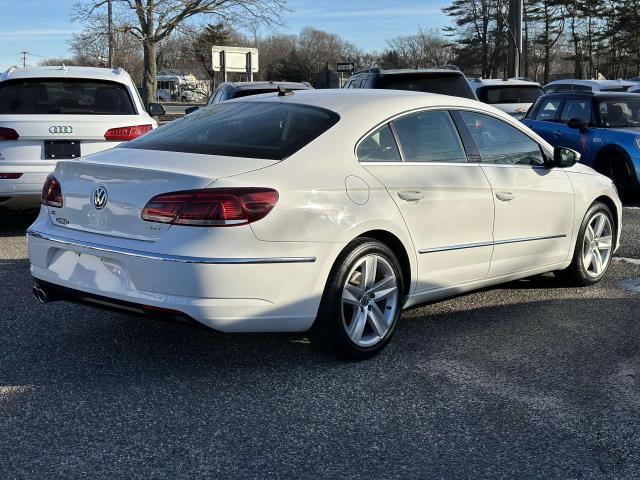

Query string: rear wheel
[555,202,614,286]
[309,239,404,360]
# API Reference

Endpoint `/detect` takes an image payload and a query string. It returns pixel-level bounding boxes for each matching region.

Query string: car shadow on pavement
[0,208,38,237]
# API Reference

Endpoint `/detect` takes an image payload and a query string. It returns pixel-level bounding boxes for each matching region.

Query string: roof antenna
[60,63,67,71]
[277,85,293,97]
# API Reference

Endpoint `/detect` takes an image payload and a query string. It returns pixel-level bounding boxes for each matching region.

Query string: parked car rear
[343,67,478,100]
[0,66,158,208]
[469,78,544,119]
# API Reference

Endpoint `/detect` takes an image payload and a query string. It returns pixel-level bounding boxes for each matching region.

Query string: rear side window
[535,98,562,121]
[378,74,476,99]
[357,125,401,162]
[0,78,136,115]
[459,111,544,166]
[393,110,467,163]
[124,102,340,160]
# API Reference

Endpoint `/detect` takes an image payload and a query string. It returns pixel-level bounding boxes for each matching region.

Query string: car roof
[540,91,640,99]
[222,81,312,90]
[226,88,496,117]
[469,78,542,87]
[545,79,637,87]
[0,66,133,84]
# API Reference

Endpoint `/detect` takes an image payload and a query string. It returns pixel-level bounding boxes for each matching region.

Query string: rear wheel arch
[353,230,412,298]
[593,146,637,200]
[593,146,636,180]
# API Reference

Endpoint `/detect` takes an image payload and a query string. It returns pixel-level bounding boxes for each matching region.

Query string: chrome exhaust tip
[32,285,56,303]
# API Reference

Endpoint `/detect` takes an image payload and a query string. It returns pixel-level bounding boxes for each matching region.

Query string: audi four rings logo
[49,126,73,134]
[92,186,108,210]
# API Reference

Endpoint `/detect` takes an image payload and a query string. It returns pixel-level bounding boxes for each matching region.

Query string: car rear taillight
[0,128,19,141]
[104,124,152,141]
[42,174,63,208]
[0,173,23,179]
[141,188,278,227]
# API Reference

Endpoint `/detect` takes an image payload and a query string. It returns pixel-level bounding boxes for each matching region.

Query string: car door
[456,110,574,277]
[522,96,563,144]
[555,96,596,156]
[359,110,495,293]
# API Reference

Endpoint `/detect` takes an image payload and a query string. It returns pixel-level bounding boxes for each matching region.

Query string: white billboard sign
[212,46,259,74]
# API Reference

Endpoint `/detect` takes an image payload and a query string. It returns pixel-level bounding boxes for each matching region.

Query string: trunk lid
[0,115,153,163]
[49,148,278,241]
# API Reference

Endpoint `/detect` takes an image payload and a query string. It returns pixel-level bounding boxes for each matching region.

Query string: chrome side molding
[419,234,567,254]
[27,230,316,265]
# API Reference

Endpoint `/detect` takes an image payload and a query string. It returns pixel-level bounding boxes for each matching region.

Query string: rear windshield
[477,85,543,104]
[123,102,340,160]
[0,78,136,115]
[378,74,476,99]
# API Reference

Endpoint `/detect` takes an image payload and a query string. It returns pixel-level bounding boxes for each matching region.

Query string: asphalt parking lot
[1,208,639,479]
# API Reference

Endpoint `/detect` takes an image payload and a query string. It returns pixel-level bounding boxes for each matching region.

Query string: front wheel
[555,202,614,286]
[309,239,404,360]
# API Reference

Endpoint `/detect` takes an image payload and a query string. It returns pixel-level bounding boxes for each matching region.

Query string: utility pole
[21,51,27,68]
[107,0,114,68]
[508,0,523,78]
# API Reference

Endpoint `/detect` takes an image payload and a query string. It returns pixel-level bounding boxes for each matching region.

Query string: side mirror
[148,102,166,116]
[567,117,588,133]
[551,146,581,168]
[185,106,199,115]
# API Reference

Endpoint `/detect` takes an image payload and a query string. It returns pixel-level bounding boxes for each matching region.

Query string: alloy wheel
[581,212,613,278]
[341,254,399,348]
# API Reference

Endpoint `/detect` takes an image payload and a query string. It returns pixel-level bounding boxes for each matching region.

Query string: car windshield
[598,99,640,128]
[477,85,544,104]
[0,78,136,115]
[123,101,340,160]
[378,74,476,99]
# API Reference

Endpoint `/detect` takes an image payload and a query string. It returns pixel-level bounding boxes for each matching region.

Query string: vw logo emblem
[92,185,108,210]
[49,126,73,134]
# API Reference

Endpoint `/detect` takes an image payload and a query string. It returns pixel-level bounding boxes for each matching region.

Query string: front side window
[459,111,544,166]
[560,99,592,125]
[357,124,401,162]
[393,110,467,163]
[0,78,136,115]
[534,98,562,121]
[124,102,340,160]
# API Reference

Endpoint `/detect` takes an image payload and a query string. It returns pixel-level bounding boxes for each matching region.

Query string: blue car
[523,92,640,200]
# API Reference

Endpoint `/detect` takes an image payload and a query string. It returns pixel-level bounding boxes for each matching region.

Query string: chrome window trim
[419,234,567,254]
[27,230,316,265]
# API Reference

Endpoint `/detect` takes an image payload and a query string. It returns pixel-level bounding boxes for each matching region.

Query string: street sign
[336,62,354,73]
[212,46,259,81]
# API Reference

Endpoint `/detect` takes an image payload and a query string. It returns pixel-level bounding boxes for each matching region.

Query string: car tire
[555,202,614,286]
[309,238,404,360]
[599,155,636,202]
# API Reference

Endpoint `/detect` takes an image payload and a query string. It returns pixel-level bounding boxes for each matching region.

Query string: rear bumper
[0,169,52,206]
[27,225,341,333]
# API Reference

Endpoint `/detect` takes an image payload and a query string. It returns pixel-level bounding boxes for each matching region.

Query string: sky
[0,0,452,71]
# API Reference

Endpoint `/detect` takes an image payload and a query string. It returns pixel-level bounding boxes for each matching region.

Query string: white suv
[0,66,160,207]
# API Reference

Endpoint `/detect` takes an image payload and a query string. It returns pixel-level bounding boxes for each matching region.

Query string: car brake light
[42,174,63,207]
[0,173,23,179]
[104,124,152,141]
[0,128,19,141]
[141,188,278,227]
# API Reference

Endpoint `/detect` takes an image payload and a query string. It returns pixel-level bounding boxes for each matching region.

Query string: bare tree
[74,0,287,106]
[385,28,455,68]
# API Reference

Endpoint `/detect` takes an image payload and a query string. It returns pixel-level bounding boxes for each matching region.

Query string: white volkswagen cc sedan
[27,89,622,359]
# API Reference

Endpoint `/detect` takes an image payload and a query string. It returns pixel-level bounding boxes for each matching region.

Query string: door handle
[552,130,562,136]
[397,191,424,202]
[495,191,515,202]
